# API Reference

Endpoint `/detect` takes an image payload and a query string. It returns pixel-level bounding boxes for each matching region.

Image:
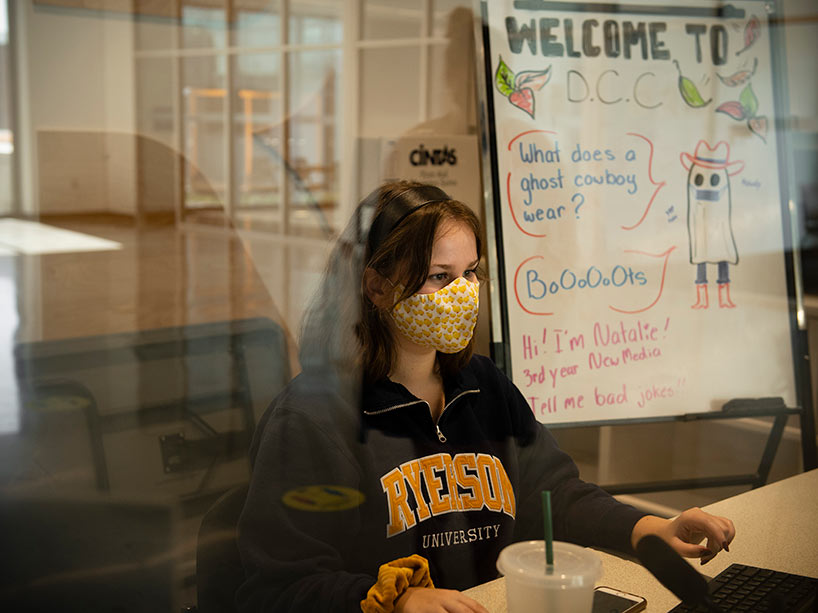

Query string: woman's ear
[363,267,392,309]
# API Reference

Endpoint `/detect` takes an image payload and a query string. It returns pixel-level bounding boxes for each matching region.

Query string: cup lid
[496,540,602,587]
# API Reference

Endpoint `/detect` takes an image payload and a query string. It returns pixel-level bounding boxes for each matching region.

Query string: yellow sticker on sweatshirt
[283,485,365,511]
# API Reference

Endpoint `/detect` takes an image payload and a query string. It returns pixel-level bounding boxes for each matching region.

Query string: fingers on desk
[701,514,736,565]
[673,508,736,561]
[396,587,490,613]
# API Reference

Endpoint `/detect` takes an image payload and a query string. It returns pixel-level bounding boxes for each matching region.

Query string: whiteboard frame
[473,0,815,442]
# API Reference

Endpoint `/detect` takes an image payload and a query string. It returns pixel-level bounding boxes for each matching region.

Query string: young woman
[236,181,735,613]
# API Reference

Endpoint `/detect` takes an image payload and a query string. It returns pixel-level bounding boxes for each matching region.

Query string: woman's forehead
[431,219,478,261]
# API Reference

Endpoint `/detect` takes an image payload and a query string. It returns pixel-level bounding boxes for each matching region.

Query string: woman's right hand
[394,587,490,613]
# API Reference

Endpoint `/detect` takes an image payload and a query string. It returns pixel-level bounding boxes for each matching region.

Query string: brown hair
[358,181,483,382]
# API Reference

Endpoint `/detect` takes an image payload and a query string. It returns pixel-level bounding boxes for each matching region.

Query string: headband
[366,185,451,255]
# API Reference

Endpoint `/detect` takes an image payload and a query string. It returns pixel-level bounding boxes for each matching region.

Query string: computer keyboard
[669,563,817,613]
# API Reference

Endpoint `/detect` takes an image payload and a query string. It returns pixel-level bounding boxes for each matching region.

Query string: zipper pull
[436,424,447,443]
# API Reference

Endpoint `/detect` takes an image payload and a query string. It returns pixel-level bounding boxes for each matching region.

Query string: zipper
[362,400,424,416]
[363,389,480,444]
[434,389,480,444]
[442,389,480,413]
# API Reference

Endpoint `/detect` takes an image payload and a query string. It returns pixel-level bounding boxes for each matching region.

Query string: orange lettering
[454,454,483,510]
[381,468,416,537]
[494,457,516,517]
[440,454,461,511]
[420,454,451,515]
[400,460,431,521]
[477,454,503,511]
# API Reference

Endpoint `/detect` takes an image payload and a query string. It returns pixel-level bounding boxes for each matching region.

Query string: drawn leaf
[509,88,535,118]
[748,116,768,142]
[674,59,711,108]
[680,76,711,107]
[716,100,747,120]
[716,57,758,87]
[515,66,551,92]
[737,15,761,55]
[495,57,515,98]
[739,83,759,118]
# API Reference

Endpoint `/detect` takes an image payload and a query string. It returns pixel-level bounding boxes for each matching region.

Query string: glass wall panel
[361,0,422,40]
[289,0,342,45]
[287,49,340,236]
[232,0,281,49]
[181,0,227,49]
[231,52,282,214]
[1,2,816,612]
[182,56,227,219]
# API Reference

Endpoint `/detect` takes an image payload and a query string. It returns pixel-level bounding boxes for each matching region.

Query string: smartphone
[592,586,647,613]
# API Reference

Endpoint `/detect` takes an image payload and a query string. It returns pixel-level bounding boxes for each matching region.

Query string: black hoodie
[236,354,646,612]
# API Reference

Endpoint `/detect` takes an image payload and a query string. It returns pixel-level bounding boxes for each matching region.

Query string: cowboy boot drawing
[718,282,736,308]
[692,284,709,309]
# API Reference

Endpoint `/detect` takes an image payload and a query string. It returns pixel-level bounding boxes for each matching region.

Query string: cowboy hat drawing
[681,140,744,176]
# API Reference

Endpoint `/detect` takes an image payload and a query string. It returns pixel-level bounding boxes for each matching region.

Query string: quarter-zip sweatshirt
[236,355,647,613]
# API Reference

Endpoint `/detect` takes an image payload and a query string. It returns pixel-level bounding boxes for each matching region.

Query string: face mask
[391,276,479,353]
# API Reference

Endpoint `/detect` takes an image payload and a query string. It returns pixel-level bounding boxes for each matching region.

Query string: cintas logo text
[410,144,457,166]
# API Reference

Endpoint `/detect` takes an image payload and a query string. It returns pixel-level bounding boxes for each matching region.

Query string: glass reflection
[232,0,281,49]
[182,56,227,221]
[232,53,282,214]
[0,0,13,217]
[287,49,340,236]
[134,0,176,52]
[362,0,422,40]
[182,0,227,50]
[0,1,815,611]
[360,46,422,136]
[290,0,342,45]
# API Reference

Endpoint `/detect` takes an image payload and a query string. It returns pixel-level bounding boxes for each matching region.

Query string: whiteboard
[478,0,799,424]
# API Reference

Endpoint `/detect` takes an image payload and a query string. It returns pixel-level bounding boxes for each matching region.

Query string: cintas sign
[410,144,458,166]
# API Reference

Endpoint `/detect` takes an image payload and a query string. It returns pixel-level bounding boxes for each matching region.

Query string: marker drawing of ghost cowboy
[681,140,745,309]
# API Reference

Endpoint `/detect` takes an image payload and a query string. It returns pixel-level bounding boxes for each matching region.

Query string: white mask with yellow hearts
[391,276,479,353]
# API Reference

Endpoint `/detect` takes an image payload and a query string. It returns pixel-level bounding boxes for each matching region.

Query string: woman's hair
[298,180,482,384]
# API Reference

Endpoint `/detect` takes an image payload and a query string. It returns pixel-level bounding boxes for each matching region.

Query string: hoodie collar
[361,363,480,415]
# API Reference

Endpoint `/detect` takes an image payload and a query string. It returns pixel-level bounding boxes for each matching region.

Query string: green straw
[542,490,554,567]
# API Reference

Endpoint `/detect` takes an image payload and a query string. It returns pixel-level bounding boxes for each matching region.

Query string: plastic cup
[496,540,602,613]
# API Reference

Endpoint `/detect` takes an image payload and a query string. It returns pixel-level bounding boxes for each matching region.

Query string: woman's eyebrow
[430,259,480,270]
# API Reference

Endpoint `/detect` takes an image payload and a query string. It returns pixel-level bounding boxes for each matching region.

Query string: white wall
[17,1,137,216]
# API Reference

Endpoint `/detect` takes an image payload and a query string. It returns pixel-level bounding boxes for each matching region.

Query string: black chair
[195,484,249,613]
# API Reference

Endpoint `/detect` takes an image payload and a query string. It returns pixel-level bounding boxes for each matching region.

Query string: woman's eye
[430,273,448,282]
[464,269,476,279]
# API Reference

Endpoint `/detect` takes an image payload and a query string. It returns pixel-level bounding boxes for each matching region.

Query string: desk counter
[464,469,818,612]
